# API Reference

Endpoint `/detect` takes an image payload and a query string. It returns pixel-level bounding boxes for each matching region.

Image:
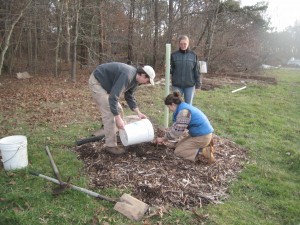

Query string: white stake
[231,86,247,93]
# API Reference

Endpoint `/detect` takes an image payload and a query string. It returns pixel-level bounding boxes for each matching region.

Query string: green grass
[194,69,300,225]
[0,68,300,224]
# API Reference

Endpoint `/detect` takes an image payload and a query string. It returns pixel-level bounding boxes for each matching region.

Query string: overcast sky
[240,0,300,31]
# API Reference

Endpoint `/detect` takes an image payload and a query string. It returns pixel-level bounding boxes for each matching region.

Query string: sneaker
[104,146,125,155]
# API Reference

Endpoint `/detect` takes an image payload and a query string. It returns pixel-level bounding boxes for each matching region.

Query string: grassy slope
[195,69,300,225]
[0,69,299,224]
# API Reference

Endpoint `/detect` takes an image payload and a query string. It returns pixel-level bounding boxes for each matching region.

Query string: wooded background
[0,0,299,80]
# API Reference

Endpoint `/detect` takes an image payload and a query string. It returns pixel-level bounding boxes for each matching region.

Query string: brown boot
[104,146,125,155]
[202,146,216,164]
[166,141,177,149]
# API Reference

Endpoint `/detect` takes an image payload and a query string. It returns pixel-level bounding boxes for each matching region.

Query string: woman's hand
[155,137,166,145]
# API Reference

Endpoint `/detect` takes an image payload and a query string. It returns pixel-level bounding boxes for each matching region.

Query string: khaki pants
[174,133,212,161]
[88,73,121,147]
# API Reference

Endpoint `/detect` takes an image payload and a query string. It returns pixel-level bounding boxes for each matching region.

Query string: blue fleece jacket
[173,102,214,136]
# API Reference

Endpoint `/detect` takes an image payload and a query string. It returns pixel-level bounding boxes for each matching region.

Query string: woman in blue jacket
[155,92,215,163]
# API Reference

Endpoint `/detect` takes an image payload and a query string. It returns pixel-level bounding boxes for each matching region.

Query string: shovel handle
[45,146,63,183]
[30,171,117,203]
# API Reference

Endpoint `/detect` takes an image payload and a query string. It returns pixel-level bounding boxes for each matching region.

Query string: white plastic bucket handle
[0,135,28,170]
[2,143,26,164]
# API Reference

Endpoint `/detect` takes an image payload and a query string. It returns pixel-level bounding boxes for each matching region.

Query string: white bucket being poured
[119,119,154,146]
[0,135,28,171]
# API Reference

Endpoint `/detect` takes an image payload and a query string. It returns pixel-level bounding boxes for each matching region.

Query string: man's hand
[195,83,201,90]
[133,107,147,119]
[115,115,125,129]
[137,112,147,119]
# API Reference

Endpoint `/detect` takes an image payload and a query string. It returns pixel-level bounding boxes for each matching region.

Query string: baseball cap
[143,65,156,85]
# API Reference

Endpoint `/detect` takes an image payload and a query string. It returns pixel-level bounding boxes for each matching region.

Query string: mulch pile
[72,131,248,210]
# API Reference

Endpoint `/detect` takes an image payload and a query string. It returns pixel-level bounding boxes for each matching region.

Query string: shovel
[30,171,149,221]
[45,146,69,195]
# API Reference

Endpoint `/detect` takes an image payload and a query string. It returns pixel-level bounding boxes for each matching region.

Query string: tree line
[0,0,299,79]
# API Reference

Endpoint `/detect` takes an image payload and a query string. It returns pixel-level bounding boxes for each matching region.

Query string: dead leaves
[0,75,99,129]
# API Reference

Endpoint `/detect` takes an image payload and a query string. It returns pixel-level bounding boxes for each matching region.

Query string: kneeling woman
[155,92,215,163]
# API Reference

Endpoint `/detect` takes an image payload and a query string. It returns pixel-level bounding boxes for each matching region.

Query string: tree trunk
[0,0,32,76]
[127,0,135,63]
[204,1,220,64]
[98,0,104,64]
[27,16,32,69]
[167,0,174,44]
[9,21,25,75]
[194,19,209,50]
[79,0,87,67]
[55,1,64,76]
[153,0,158,68]
[71,0,80,82]
[65,0,71,63]
[33,1,38,75]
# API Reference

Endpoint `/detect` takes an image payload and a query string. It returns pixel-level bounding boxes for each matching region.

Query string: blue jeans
[172,86,195,105]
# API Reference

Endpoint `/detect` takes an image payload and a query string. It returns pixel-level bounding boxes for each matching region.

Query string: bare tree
[0,0,32,76]
[98,0,105,64]
[153,0,159,68]
[64,0,71,63]
[8,21,25,74]
[203,0,220,64]
[167,0,174,43]
[55,0,64,76]
[0,0,276,76]
[71,0,80,82]
[127,0,135,63]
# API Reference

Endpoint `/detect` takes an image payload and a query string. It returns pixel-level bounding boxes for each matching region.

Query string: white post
[164,44,171,128]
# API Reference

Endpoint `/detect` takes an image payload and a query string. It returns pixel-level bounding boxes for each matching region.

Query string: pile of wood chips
[72,132,248,210]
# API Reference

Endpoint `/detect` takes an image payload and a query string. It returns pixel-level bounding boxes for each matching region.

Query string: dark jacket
[173,102,214,136]
[93,62,138,116]
[171,49,201,88]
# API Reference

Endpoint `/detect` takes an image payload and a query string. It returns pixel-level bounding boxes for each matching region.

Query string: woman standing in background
[170,35,201,105]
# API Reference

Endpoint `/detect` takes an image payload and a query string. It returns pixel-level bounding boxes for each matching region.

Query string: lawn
[0,68,299,224]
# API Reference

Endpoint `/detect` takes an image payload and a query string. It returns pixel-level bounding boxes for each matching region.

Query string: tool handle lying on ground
[76,135,104,146]
[45,146,63,183]
[30,171,149,221]
[30,171,117,203]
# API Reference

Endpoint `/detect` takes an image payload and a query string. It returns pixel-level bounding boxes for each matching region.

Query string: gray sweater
[93,62,138,115]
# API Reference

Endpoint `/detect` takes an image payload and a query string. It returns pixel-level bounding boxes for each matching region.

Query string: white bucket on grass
[0,135,28,171]
[119,119,154,146]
